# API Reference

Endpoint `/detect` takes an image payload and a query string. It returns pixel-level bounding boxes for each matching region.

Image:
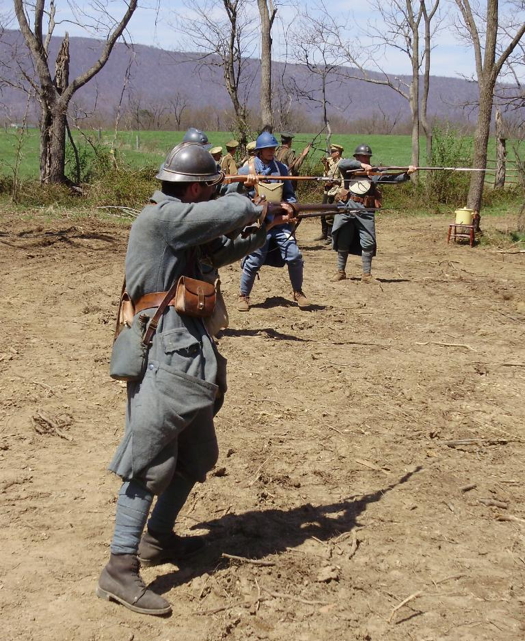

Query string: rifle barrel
[415,167,495,172]
[226,175,337,182]
[346,166,496,174]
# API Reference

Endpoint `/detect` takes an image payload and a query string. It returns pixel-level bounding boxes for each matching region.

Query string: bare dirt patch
[1,210,524,641]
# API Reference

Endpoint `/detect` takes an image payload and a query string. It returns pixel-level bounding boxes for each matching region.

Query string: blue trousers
[240,224,303,295]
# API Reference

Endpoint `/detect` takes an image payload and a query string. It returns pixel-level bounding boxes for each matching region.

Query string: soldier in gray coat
[98,142,294,616]
[331,144,417,282]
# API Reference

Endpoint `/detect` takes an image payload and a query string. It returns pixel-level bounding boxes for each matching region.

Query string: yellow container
[455,207,474,225]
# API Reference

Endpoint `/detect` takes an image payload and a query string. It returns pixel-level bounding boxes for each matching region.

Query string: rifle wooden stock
[289,203,379,218]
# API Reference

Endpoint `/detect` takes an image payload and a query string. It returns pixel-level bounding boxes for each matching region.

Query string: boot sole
[96,586,172,616]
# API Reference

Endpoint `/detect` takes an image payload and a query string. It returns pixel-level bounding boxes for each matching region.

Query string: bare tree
[257,0,277,131]
[453,0,525,224]
[176,0,257,142]
[420,0,441,159]
[320,0,442,168]
[167,91,190,130]
[12,0,138,184]
[287,5,349,150]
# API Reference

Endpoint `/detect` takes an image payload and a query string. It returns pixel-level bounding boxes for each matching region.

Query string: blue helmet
[255,131,279,151]
[183,127,211,149]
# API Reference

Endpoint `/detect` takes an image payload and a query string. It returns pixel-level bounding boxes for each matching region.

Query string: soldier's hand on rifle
[244,173,259,187]
[361,163,373,173]
[407,165,418,174]
[265,202,296,229]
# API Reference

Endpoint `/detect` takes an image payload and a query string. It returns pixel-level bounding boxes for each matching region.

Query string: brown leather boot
[293,290,310,308]
[331,270,346,282]
[138,529,206,568]
[361,272,375,283]
[237,294,250,311]
[97,553,172,616]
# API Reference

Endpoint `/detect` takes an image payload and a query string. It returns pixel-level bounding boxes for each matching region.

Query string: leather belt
[134,291,175,315]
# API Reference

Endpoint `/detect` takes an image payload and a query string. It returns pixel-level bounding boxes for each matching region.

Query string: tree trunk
[467,82,494,227]
[420,1,439,165]
[409,63,420,183]
[408,6,420,178]
[40,106,67,184]
[258,0,275,131]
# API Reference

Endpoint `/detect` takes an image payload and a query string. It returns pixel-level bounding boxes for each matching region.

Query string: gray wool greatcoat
[332,159,412,256]
[108,190,265,486]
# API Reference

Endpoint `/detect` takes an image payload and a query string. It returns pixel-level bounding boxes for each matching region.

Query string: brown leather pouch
[114,285,136,341]
[174,276,216,318]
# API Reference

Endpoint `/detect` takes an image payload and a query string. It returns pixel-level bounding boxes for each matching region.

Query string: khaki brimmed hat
[330,144,344,152]
[226,139,239,148]
[210,146,223,155]
[246,141,256,151]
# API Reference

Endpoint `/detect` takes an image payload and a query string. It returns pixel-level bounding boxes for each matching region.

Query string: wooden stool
[447,223,476,247]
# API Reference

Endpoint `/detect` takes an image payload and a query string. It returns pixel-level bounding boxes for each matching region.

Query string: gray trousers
[110,405,219,554]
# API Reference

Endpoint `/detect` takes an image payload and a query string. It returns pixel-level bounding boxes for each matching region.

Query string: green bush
[12,180,81,207]
[85,166,157,207]
[426,125,472,205]
[65,140,114,183]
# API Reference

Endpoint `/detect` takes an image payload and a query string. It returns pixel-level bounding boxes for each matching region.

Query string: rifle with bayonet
[345,166,497,175]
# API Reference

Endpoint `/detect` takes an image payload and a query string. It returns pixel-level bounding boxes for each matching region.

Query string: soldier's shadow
[345,277,411,283]
[251,296,295,309]
[150,467,422,596]
[254,296,326,312]
[221,327,310,342]
[300,243,332,252]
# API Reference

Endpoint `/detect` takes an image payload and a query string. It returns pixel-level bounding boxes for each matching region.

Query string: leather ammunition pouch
[337,188,382,209]
[174,276,216,318]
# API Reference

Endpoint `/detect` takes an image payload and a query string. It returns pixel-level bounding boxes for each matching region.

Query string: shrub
[426,125,472,205]
[65,140,114,183]
[85,166,157,207]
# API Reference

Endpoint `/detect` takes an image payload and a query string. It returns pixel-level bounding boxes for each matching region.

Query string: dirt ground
[1,208,525,641]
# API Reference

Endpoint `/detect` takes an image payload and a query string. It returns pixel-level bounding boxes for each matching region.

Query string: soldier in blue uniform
[235,131,310,311]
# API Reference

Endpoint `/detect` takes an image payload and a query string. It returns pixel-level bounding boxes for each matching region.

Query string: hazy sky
[6,0,519,81]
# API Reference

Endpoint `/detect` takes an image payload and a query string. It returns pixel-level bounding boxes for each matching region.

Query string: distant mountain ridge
[0,29,486,128]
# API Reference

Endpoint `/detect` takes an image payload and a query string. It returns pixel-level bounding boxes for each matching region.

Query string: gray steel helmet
[156,142,223,184]
[182,127,212,149]
[353,144,373,157]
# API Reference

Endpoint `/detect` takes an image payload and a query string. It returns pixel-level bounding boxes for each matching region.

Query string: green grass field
[1,127,518,180]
